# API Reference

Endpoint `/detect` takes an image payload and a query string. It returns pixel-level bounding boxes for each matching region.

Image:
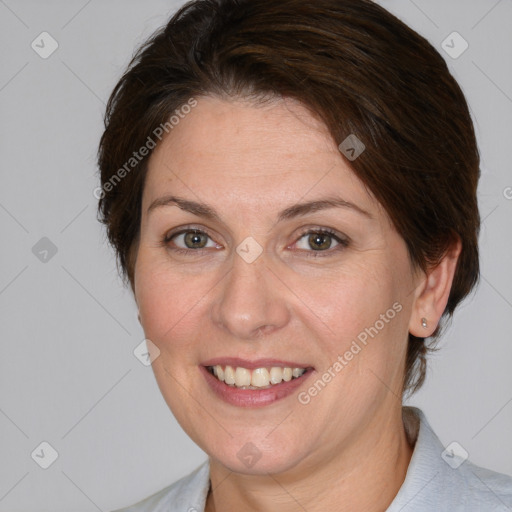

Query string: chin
[207,437,309,476]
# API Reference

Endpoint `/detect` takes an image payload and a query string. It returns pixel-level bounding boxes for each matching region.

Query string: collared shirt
[112,407,512,511]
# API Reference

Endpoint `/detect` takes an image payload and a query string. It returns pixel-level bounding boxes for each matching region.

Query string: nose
[210,250,291,340]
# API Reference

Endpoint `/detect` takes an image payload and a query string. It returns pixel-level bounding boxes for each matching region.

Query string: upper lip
[201,357,313,370]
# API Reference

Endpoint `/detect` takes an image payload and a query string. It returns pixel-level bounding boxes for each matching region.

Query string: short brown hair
[97,0,480,396]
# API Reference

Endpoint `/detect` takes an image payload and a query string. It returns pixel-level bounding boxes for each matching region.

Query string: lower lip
[200,366,314,408]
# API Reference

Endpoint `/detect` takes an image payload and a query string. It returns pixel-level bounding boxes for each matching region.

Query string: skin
[133,95,461,511]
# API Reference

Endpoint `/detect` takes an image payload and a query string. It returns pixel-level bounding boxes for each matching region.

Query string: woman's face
[134,95,420,475]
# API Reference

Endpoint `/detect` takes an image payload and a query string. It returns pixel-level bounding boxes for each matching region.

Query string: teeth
[269,367,283,384]
[234,367,251,387]
[224,365,235,385]
[292,368,303,378]
[251,368,270,387]
[210,365,306,388]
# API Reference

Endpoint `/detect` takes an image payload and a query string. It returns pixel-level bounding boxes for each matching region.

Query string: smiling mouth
[206,364,311,389]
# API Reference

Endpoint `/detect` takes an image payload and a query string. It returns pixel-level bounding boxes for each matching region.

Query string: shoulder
[388,407,512,512]
[450,458,512,509]
[110,460,210,512]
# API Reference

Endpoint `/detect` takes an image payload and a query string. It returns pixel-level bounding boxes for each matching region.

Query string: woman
[97,0,512,510]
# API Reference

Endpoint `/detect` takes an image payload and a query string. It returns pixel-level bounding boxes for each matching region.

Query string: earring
[421,317,428,329]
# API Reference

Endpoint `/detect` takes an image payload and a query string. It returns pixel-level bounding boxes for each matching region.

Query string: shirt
[112,406,512,511]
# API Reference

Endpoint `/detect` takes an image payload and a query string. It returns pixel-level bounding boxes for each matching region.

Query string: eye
[162,226,349,257]
[164,228,220,253]
[292,228,349,256]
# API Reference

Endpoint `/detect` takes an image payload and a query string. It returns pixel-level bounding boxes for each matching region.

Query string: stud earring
[421,317,428,329]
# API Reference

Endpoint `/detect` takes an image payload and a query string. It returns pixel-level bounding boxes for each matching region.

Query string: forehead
[143,95,377,217]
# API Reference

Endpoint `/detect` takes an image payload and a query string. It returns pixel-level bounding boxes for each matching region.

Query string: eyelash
[161,226,350,258]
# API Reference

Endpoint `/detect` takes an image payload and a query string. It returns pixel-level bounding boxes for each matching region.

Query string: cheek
[303,263,391,336]
[304,260,409,385]
[134,254,215,351]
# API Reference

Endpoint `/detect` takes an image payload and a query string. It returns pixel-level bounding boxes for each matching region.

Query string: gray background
[0,0,511,510]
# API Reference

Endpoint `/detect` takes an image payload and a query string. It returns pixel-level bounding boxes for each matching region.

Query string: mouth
[206,364,310,389]
[200,358,314,407]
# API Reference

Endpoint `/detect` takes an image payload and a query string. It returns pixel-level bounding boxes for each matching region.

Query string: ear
[409,237,462,337]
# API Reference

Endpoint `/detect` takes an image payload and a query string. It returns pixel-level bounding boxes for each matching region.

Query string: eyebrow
[146,194,373,222]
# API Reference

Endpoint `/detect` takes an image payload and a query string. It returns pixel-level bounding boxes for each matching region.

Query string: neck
[205,406,414,512]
